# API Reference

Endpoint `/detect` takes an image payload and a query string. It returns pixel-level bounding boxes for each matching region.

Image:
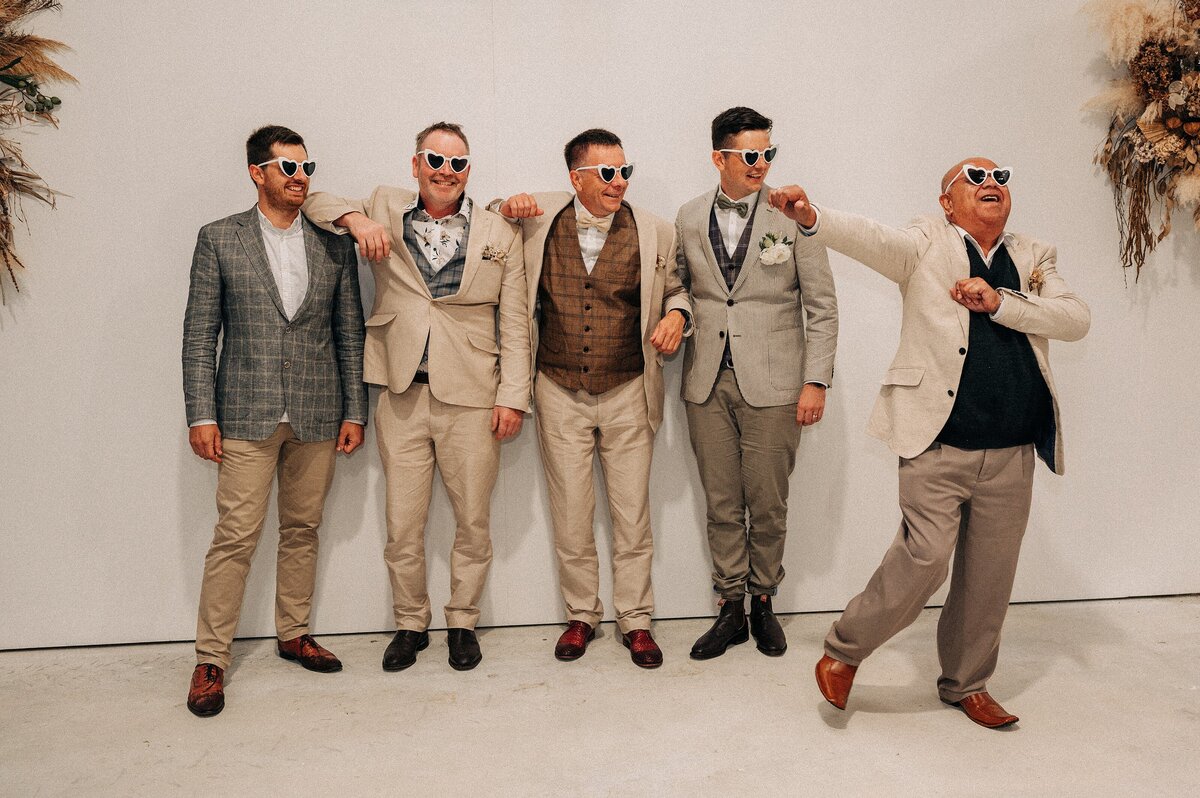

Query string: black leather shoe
[447,628,482,671]
[382,630,429,672]
[690,598,748,660]
[749,594,786,656]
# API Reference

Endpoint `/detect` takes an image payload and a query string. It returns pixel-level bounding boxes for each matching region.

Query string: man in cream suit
[303,122,530,672]
[771,157,1090,728]
[495,128,691,668]
[182,125,367,717]
[676,107,838,660]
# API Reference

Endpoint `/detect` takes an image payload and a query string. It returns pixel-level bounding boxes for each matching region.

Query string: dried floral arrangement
[1088,0,1200,278]
[0,0,72,302]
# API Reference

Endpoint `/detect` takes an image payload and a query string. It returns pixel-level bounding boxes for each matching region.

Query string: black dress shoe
[447,628,482,671]
[382,630,429,672]
[690,598,748,660]
[749,595,786,656]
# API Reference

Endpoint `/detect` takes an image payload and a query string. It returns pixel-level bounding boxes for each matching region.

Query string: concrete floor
[1,596,1198,797]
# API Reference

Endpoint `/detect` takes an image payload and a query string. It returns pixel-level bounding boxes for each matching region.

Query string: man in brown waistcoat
[494,129,691,668]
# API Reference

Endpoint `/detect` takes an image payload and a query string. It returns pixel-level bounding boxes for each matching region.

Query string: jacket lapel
[941,221,971,340]
[694,187,727,295]
[291,219,325,321]
[731,187,775,294]
[390,199,432,299]
[236,207,287,319]
[633,203,656,337]
[452,208,490,299]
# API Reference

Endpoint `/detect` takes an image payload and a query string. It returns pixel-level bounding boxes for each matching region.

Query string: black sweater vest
[935,239,1051,451]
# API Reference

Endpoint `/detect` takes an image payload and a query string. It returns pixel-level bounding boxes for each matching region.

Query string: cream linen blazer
[304,186,531,411]
[812,208,1089,474]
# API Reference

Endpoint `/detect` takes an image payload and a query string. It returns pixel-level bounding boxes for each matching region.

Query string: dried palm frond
[0,0,69,301]
[1083,79,1146,121]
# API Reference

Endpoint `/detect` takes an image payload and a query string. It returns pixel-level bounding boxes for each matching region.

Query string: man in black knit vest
[770,158,1090,728]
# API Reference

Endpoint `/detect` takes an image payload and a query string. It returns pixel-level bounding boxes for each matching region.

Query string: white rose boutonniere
[481,244,508,266]
[758,232,793,265]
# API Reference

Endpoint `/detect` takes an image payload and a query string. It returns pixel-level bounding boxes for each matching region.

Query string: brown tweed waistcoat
[537,202,643,395]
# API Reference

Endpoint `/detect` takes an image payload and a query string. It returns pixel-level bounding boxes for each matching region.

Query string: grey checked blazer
[676,186,838,407]
[182,206,368,442]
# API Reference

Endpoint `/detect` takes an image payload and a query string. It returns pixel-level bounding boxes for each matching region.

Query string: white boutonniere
[758,232,793,265]
[481,244,508,266]
[1027,267,1044,294]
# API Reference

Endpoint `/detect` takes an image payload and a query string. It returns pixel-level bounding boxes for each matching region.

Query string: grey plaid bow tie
[716,194,749,219]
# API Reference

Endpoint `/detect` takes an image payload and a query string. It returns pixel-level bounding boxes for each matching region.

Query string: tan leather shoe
[815,654,857,710]
[277,634,342,673]
[943,691,1019,728]
[187,663,225,717]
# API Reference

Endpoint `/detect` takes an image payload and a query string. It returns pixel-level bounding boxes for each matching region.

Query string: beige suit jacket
[812,208,1089,474]
[675,186,838,406]
[508,191,690,432]
[304,186,531,412]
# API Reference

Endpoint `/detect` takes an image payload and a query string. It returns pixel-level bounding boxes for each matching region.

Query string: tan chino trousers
[375,385,499,631]
[686,369,802,599]
[535,374,655,634]
[195,423,337,669]
[824,443,1036,702]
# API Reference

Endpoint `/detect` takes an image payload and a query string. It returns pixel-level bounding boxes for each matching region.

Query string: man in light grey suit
[182,125,367,717]
[771,157,1089,728]
[676,107,838,660]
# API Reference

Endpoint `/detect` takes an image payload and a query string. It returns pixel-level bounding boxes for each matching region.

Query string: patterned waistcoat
[708,206,755,368]
[537,203,643,395]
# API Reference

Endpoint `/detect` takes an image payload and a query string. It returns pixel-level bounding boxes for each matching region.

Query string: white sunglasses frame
[717,146,778,167]
[944,164,1013,193]
[416,149,471,173]
[255,157,316,178]
[573,163,636,183]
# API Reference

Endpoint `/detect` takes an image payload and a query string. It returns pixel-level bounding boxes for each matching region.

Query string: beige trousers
[685,369,802,599]
[195,423,337,669]
[824,443,1035,702]
[535,374,655,634]
[375,385,499,631]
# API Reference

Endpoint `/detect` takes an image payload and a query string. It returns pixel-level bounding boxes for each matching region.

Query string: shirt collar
[407,194,473,222]
[256,206,304,236]
[715,186,759,213]
[952,223,1014,258]
[573,195,615,222]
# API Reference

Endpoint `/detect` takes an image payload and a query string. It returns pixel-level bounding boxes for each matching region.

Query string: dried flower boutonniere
[1027,267,1045,294]
[481,244,508,266]
[656,254,667,270]
[758,232,793,265]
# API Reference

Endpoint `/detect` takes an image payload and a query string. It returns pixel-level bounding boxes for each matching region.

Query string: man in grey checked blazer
[182,125,366,718]
[676,108,838,660]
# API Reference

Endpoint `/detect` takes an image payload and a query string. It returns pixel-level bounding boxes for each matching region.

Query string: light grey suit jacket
[810,207,1090,474]
[182,207,367,442]
[675,186,838,406]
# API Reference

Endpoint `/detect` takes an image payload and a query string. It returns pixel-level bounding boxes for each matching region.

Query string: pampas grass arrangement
[0,0,73,303]
[1089,0,1200,278]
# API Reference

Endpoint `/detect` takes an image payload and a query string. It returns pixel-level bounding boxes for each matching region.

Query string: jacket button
[947,389,954,397]
[584,282,592,290]
[583,325,590,332]
[283,361,291,369]
[583,346,590,353]
[584,304,592,311]
[958,347,966,355]
[719,331,725,338]
[582,366,590,373]
[726,299,734,307]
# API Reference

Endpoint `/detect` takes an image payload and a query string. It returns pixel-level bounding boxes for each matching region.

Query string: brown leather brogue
[621,629,663,669]
[277,634,342,673]
[554,621,596,661]
[187,663,225,717]
[815,654,858,710]
[943,691,1019,729]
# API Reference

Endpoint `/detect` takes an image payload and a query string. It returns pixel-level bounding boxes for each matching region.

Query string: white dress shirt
[574,196,613,274]
[713,187,758,255]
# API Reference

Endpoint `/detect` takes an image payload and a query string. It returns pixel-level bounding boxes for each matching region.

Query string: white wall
[1,1,1196,650]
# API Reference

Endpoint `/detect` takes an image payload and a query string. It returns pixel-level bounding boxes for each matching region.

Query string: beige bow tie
[576,210,613,233]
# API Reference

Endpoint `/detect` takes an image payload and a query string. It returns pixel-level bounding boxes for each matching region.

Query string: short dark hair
[564,128,623,170]
[711,107,772,150]
[246,125,305,166]
[415,121,469,152]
